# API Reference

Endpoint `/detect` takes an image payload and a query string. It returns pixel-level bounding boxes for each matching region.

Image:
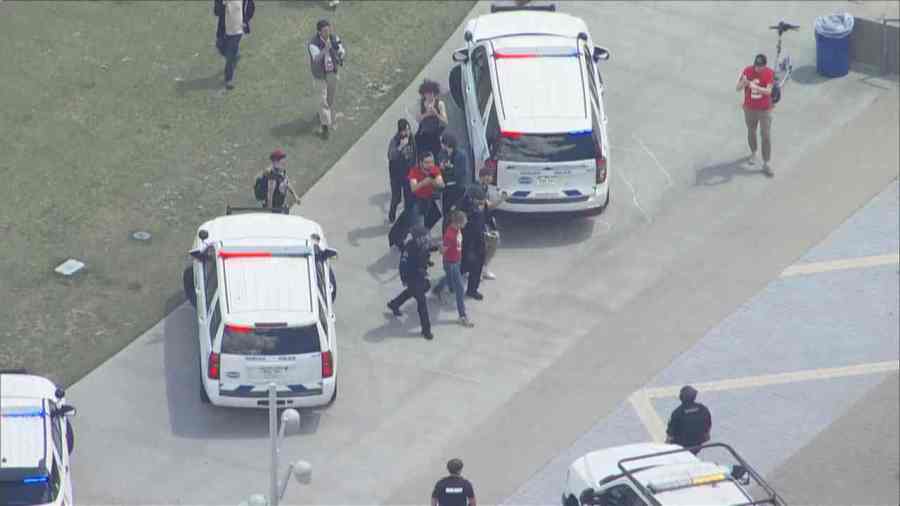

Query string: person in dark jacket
[387,225,436,340]
[666,385,712,453]
[214,0,254,57]
[460,185,488,300]
[387,119,416,223]
[438,132,469,233]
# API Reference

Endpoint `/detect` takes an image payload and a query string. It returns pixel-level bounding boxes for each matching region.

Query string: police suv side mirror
[452,48,469,63]
[593,46,610,62]
[53,405,77,418]
[317,248,338,262]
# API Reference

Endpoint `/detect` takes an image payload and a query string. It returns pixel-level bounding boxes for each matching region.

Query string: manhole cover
[131,231,152,241]
[55,259,85,276]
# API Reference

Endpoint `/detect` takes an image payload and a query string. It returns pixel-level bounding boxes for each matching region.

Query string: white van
[185,209,338,409]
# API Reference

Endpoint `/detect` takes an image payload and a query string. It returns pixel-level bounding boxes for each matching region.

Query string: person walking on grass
[219,0,248,90]
[214,0,254,58]
[388,225,436,340]
[387,119,416,223]
[308,19,346,140]
[737,53,775,176]
[431,210,474,328]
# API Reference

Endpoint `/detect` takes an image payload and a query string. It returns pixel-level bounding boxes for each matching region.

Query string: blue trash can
[815,13,854,77]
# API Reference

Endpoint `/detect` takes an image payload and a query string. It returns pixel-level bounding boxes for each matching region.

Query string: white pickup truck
[563,443,785,506]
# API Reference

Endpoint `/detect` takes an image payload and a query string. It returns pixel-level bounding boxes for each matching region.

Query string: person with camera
[415,79,448,158]
[737,53,775,176]
[438,133,469,233]
[388,225,437,340]
[254,149,300,210]
[308,19,346,140]
[387,119,416,223]
[407,151,445,230]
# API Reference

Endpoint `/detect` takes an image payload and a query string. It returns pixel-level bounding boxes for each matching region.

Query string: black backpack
[254,173,268,201]
[398,247,415,285]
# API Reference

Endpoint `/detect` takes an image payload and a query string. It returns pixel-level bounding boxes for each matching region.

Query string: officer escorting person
[388,225,437,340]
[432,458,476,506]
[665,385,712,453]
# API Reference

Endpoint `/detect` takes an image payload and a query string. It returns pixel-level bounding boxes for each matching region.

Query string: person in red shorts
[736,53,775,176]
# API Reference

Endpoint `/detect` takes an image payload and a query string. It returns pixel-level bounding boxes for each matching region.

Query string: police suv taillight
[208,352,220,380]
[321,351,334,378]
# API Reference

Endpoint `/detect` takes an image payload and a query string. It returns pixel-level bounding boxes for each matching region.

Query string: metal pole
[883,16,888,76]
[269,383,278,506]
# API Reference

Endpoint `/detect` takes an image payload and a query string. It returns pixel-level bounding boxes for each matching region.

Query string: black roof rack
[616,443,786,506]
[490,3,556,14]
[0,369,30,375]
[226,206,290,216]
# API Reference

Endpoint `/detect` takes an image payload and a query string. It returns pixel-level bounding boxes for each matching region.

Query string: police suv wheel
[327,382,337,406]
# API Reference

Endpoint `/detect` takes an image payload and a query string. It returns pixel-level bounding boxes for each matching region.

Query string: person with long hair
[415,79,448,159]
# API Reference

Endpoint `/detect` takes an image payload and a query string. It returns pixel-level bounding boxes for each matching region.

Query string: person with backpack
[431,210,474,328]
[736,53,775,176]
[388,225,437,340]
[255,149,300,210]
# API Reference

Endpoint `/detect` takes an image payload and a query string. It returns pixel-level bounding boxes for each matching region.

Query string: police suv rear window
[496,133,596,163]
[221,325,321,356]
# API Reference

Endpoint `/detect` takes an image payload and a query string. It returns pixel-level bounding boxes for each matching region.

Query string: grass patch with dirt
[0,0,474,386]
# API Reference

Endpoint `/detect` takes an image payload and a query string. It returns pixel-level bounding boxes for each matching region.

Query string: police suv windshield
[496,133,596,163]
[221,324,321,356]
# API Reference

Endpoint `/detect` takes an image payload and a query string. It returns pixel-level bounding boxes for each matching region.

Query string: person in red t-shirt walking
[431,210,474,328]
[736,54,775,176]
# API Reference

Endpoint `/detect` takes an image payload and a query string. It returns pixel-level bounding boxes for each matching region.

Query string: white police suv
[563,443,785,506]
[184,207,339,409]
[0,371,76,506]
[449,3,611,214]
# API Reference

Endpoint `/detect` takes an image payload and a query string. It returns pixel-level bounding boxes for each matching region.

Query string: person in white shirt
[221,0,244,89]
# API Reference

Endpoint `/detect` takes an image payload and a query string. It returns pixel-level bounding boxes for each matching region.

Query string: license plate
[536,175,554,186]
[253,366,289,380]
[534,192,558,199]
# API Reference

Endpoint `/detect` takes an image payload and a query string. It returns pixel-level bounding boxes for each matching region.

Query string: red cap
[270,149,287,161]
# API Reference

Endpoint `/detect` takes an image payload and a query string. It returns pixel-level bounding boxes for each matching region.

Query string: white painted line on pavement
[780,253,899,277]
[634,135,673,188]
[616,168,651,224]
[628,390,667,442]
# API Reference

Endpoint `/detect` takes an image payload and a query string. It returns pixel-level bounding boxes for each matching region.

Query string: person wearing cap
[438,132,469,234]
[308,19,346,140]
[387,224,436,340]
[665,385,712,453]
[257,149,300,210]
[460,185,488,300]
[387,118,416,223]
[737,54,775,176]
[432,458,476,506]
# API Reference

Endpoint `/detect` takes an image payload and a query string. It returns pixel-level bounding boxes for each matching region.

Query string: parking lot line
[780,253,899,277]
[631,360,899,442]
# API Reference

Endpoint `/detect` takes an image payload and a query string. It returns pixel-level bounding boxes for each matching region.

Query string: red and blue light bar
[500,129,593,139]
[493,46,579,60]
[23,476,49,484]
[218,245,312,259]
[0,408,46,418]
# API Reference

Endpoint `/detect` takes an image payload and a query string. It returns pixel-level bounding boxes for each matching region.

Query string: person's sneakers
[225,80,235,90]
[422,330,434,340]
[458,316,474,328]
[746,152,757,166]
[466,291,484,301]
[763,162,775,177]
[328,0,340,7]
[482,270,496,280]
[387,302,402,317]
[320,125,330,140]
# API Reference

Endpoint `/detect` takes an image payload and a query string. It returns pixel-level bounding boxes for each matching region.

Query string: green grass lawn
[0,0,474,386]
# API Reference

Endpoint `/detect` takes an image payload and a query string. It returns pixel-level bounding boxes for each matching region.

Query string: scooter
[770,20,800,104]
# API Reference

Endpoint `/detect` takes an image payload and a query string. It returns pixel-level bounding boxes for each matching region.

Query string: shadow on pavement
[363,310,430,342]
[694,156,764,186]
[790,65,829,85]
[495,212,596,250]
[366,249,400,283]
[347,221,391,248]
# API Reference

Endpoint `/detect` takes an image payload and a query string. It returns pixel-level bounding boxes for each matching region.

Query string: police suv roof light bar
[490,2,556,14]
[616,443,786,506]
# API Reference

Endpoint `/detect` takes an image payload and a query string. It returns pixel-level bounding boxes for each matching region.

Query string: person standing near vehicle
[388,225,436,340]
[477,167,505,281]
[415,79,448,158]
[431,210,474,328]
[736,53,775,176]
[432,458,476,506]
[308,19,346,140]
[255,149,300,210]
[665,385,712,454]
[460,186,488,300]
[408,151,445,229]
[438,133,469,233]
[387,119,416,223]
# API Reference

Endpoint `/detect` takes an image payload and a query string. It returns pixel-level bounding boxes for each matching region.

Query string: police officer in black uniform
[460,185,488,300]
[432,458,476,506]
[387,225,436,340]
[665,385,712,454]
[437,132,469,233]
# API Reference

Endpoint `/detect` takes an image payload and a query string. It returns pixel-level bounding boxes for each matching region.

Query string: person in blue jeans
[432,210,474,328]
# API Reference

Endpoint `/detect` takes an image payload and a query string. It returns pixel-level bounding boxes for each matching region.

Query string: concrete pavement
[68,1,898,505]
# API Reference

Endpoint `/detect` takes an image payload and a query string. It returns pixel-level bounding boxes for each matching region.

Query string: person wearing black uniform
[438,133,469,233]
[387,225,436,340]
[666,385,712,454]
[460,186,487,301]
[432,458,476,506]
[387,119,416,223]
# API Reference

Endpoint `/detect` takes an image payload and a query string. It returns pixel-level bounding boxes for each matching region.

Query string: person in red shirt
[407,151,445,228]
[431,210,474,327]
[736,53,775,176]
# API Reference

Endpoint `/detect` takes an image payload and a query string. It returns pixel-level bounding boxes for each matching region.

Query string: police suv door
[467,43,493,171]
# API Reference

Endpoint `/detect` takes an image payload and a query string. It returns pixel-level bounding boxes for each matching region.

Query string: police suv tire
[327,381,337,406]
[585,186,610,216]
[200,381,211,404]
[66,419,75,454]
[562,494,578,506]
[183,266,197,307]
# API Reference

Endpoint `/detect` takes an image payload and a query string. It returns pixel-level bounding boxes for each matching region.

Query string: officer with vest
[387,225,436,340]
[308,19,346,140]
[432,458,476,506]
[665,385,712,453]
